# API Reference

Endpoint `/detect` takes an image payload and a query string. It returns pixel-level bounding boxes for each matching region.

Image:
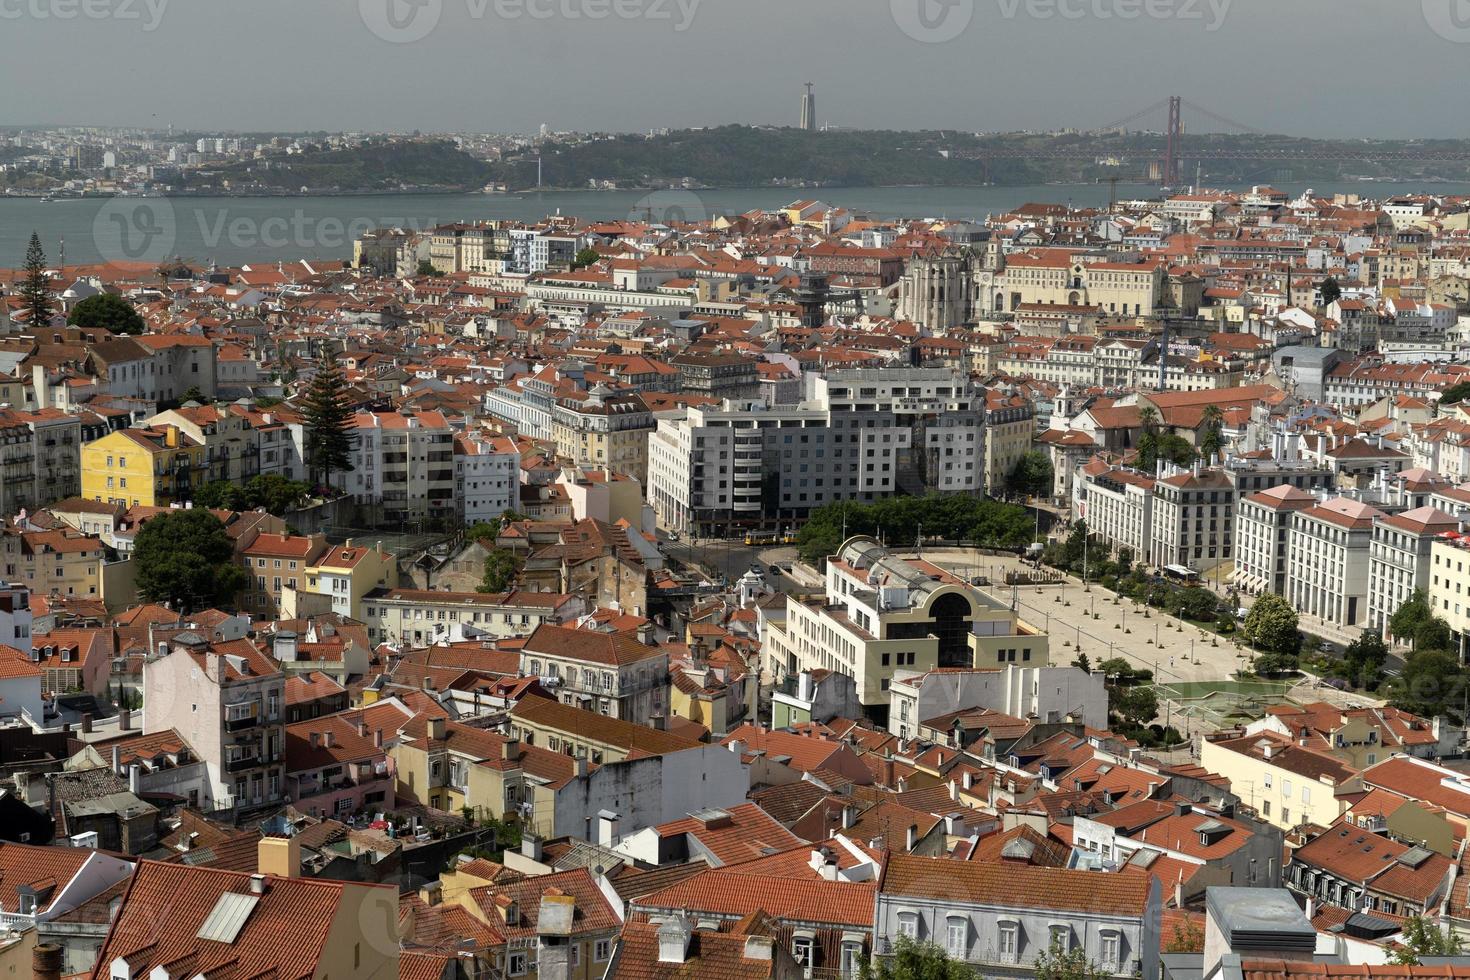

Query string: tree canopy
[1391,916,1463,965]
[797,495,1036,565]
[20,232,52,326]
[134,510,248,612]
[302,352,355,490]
[860,937,976,980]
[194,475,312,516]
[1243,594,1300,657]
[1007,451,1054,499]
[68,293,145,335]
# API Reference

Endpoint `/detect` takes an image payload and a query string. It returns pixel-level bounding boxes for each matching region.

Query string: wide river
[2,181,1463,269]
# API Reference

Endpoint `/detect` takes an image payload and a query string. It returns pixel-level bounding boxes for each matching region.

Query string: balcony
[224,702,260,731]
[225,753,263,773]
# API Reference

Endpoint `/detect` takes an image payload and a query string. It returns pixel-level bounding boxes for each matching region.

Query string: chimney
[575,756,588,778]
[502,738,520,761]
[248,873,267,895]
[428,717,446,742]
[418,882,443,907]
[905,824,919,851]
[323,731,334,749]
[521,834,544,863]
[128,764,142,795]
[81,713,92,734]
[119,707,131,731]
[657,916,693,965]
[111,745,122,776]
[272,630,299,663]
[257,834,301,878]
[310,732,320,749]
[841,804,857,829]
[31,944,62,980]
[373,729,384,749]
[597,810,620,847]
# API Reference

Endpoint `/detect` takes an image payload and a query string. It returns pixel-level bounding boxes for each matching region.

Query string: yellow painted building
[1200,730,1359,832]
[80,426,206,508]
[300,541,399,621]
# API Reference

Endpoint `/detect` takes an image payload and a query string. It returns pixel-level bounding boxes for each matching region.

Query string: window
[507,951,527,976]
[1049,924,1070,951]
[595,939,611,962]
[946,917,968,958]
[997,922,1019,960]
[793,937,813,968]
[1100,931,1121,967]
[841,941,863,978]
[897,912,919,939]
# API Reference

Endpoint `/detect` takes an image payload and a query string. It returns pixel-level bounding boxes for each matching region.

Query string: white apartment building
[1233,486,1316,597]
[1285,497,1386,628]
[360,588,583,646]
[346,410,458,526]
[1367,507,1458,635]
[649,368,985,534]
[1075,464,1155,559]
[1150,467,1235,574]
[454,433,519,525]
[887,664,1107,739]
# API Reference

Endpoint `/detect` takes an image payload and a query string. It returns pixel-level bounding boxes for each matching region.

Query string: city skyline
[0,0,1467,139]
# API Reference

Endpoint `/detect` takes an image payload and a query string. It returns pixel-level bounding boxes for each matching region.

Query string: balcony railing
[225,754,262,772]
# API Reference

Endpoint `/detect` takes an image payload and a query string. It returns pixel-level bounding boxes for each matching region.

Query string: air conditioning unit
[69,831,100,849]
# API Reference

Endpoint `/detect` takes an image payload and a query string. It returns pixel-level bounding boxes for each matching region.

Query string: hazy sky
[1,0,1464,138]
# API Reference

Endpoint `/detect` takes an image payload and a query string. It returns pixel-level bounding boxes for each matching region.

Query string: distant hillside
[486,125,1470,190]
[181,139,494,193]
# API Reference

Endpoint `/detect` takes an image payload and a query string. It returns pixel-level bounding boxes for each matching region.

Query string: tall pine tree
[302,351,355,491]
[19,232,52,327]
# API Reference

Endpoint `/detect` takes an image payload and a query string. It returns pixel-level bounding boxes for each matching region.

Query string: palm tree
[1199,404,1225,462]
[1139,405,1159,434]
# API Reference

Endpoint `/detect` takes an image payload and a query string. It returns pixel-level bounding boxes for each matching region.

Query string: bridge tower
[1163,96,1183,187]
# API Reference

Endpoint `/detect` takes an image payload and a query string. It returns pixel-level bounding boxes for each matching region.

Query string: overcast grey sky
[0,0,1463,138]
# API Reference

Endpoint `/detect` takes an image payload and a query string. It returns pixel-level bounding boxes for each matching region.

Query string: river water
[2,181,1463,269]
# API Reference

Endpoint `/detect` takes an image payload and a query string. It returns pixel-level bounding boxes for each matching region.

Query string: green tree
[1007,451,1054,499]
[68,292,145,335]
[244,474,311,515]
[479,548,523,594]
[134,510,248,612]
[1441,382,1470,407]
[1198,404,1224,462]
[19,232,53,326]
[179,386,205,404]
[1391,915,1463,965]
[1319,276,1343,308]
[1178,587,1219,622]
[1390,649,1466,721]
[1390,590,1433,645]
[1033,934,1110,980]
[416,259,439,277]
[1158,434,1197,467]
[301,352,355,490]
[1415,617,1453,653]
[1243,593,1300,655]
[860,936,976,980]
[193,480,249,511]
[571,247,602,270]
[1111,684,1159,728]
[1072,652,1092,673]
[1342,629,1388,690]
[1254,650,1300,675]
